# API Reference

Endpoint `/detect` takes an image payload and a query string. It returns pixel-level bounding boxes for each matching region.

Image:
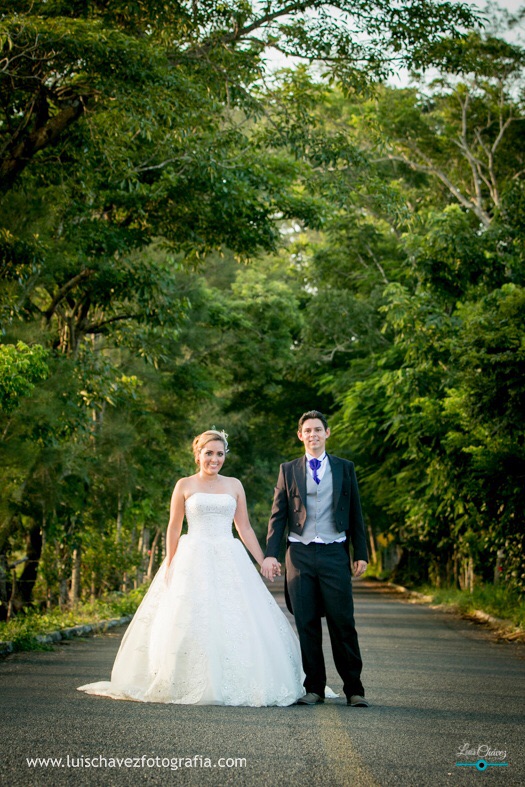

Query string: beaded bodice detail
[184,493,237,540]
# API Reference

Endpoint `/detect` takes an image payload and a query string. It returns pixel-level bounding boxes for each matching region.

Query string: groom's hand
[353,560,368,578]
[261,557,281,582]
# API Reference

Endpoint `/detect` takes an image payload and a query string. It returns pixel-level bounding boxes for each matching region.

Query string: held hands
[262,558,366,579]
[353,560,368,579]
[261,557,281,583]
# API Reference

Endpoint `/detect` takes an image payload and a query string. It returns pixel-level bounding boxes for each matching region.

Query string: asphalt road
[1,581,524,787]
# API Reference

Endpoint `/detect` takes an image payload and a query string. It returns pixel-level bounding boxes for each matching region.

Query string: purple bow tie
[308,457,322,484]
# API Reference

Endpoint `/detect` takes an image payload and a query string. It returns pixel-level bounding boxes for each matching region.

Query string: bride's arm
[232,480,266,568]
[166,480,186,567]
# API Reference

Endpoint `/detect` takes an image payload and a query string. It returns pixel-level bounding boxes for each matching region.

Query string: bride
[78,429,305,706]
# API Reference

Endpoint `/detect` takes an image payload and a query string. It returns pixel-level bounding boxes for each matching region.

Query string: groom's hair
[298,410,328,431]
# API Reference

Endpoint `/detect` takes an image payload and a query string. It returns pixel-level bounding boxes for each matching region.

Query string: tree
[1,0,486,612]
[1,0,477,189]
[372,33,525,227]
[315,34,525,589]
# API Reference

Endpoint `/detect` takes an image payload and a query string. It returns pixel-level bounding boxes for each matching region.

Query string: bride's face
[198,440,226,477]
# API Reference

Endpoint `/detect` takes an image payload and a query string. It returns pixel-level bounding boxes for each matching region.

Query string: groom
[261,410,369,707]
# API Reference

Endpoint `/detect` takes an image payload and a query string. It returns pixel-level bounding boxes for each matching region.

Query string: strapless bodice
[184,492,237,540]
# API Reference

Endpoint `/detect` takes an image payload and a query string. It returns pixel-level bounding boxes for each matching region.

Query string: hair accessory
[210,427,229,452]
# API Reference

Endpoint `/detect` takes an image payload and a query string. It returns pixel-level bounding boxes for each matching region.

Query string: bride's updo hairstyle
[192,429,229,464]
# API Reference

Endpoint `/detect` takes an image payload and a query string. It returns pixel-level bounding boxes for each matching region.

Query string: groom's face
[297,418,330,457]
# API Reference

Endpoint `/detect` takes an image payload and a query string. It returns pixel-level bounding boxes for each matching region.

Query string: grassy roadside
[0,586,148,652]
[403,583,525,633]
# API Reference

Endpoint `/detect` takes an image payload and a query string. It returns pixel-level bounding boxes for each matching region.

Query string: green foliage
[0,342,49,412]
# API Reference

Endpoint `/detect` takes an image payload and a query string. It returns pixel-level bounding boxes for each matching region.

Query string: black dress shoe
[297,692,324,705]
[347,695,369,707]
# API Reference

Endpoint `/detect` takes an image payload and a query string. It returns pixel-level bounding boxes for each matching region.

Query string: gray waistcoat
[294,461,340,544]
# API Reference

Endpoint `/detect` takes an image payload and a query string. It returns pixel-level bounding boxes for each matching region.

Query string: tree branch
[44,269,95,322]
[378,153,492,227]
[0,100,86,193]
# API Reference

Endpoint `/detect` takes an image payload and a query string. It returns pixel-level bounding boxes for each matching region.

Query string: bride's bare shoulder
[172,476,196,497]
[225,476,244,497]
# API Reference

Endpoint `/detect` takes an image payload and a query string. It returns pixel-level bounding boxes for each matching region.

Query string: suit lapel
[293,456,307,509]
[328,454,342,511]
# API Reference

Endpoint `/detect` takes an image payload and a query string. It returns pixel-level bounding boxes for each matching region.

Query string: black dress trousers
[286,540,364,698]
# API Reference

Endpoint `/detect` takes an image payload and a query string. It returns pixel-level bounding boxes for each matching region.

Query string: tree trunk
[146,528,162,582]
[135,528,150,587]
[116,492,123,543]
[7,570,18,620]
[467,556,474,593]
[69,546,82,605]
[459,554,475,592]
[367,522,377,565]
[0,101,85,194]
[59,578,69,609]
[8,523,43,615]
[494,549,505,585]
[0,554,8,621]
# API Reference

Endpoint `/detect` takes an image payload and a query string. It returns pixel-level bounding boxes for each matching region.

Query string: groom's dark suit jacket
[266,454,368,611]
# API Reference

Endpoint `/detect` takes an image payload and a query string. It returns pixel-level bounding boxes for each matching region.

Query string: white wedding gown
[78,493,305,706]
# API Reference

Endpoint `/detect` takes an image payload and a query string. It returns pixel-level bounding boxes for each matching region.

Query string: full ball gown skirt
[77,493,305,706]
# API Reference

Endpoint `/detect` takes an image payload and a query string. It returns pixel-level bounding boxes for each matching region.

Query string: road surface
[1,580,523,786]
